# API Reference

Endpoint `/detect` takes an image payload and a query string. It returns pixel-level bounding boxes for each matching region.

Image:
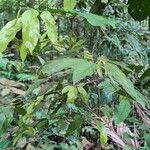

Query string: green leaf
[96,120,108,145]
[0,58,8,69]
[77,86,88,103]
[104,62,146,107]
[0,113,6,131]
[62,85,78,103]
[123,145,133,150]
[99,79,119,94]
[0,18,21,53]
[20,9,40,60]
[78,12,117,28]
[127,34,142,53]
[99,79,119,104]
[14,106,26,115]
[64,0,76,11]
[0,106,14,125]
[17,73,37,81]
[102,0,108,3]
[41,58,96,84]
[40,11,58,44]
[13,127,35,145]
[113,98,131,124]
[84,51,93,61]
[0,140,11,150]
[26,79,43,95]
[107,35,122,51]
[66,115,82,136]
[73,60,95,84]
[67,87,78,103]
[0,107,13,133]
[144,133,150,148]
[20,47,27,61]
[62,85,73,94]
[69,39,85,54]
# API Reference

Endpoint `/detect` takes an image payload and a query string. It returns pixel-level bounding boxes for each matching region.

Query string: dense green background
[0,0,149,149]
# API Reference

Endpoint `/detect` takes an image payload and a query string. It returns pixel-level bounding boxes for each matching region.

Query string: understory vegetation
[0,0,150,149]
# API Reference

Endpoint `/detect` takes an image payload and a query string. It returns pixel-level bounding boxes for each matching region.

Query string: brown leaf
[16,137,27,149]
[117,123,139,148]
[10,87,25,96]
[26,143,36,150]
[81,136,94,150]
[134,102,150,126]
[0,78,24,87]
[92,117,125,148]
[1,88,11,96]
[107,129,126,148]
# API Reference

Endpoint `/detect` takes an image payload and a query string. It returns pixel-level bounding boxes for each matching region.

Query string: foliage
[0,0,149,149]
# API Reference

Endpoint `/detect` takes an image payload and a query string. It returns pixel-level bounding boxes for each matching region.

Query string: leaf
[99,79,119,93]
[98,79,119,104]
[96,120,108,145]
[1,88,10,97]
[62,85,78,103]
[66,115,82,136]
[0,113,6,131]
[69,39,85,53]
[127,34,142,53]
[26,143,36,150]
[144,133,150,148]
[0,78,24,88]
[16,137,27,149]
[73,61,95,84]
[20,9,40,60]
[0,106,13,133]
[109,60,132,73]
[26,79,43,95]
[20,48,27,62]
[0,140,11,150]
[14,106,26,115]
[40,11,58,44]
[0,106,14,123]
[0,18,21,53]
[10,87,25,96]
[0,58,9,69]
[78,12,117,28]
[134,103,150,126]
[77,86,88,103]
[62,85,73,94]
[13,127,35,145]
[123,145,133,150]
[41,58,96,84]
[17,73,37,81]
[113,98,131,124]
[84,51,93,61]
[104,62,146,107]
[107,35,122,51]
[64,0,76,11]
[102,0,108,3]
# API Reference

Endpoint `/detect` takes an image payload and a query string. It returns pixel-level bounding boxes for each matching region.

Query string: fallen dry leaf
[107,129,126,148]
[117,123,139,148]
[1,88,11,96]
[81,136,94,150]
[0,78,25,87]
[10,87,26,96]
[134,102,150,126]
[92,117,126,148]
